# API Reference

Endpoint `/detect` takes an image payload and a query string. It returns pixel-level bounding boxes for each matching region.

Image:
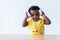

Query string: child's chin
[34,20,37,22]
[34,19,39,22]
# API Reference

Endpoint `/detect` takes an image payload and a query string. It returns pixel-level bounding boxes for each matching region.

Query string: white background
[0,0,60,35]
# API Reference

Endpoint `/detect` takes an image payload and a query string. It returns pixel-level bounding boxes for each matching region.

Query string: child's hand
[25,12,29,18]
[40,11,45,16]
[22,12,29,27]
[40,11,51,25]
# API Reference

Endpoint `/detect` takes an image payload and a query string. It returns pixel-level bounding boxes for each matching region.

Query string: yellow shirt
[27,18,44,35]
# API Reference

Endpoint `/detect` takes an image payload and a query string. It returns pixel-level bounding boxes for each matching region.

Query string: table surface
[0,35,60,40]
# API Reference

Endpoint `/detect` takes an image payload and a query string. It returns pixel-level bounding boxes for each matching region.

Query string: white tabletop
[0,35,60,40]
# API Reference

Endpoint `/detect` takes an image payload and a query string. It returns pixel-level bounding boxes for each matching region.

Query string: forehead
[30,10,39,14]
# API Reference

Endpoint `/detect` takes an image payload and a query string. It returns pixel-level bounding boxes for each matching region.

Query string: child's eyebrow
[30,14,39,16]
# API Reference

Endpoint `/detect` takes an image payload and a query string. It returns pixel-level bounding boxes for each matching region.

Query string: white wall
[0,0,60,35]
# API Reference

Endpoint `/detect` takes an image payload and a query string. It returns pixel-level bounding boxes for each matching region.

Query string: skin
[22,10,51,27]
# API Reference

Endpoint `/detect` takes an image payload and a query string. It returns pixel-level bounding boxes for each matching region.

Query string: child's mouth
[34,19,37,22]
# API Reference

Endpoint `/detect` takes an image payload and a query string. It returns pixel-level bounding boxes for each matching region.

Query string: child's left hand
[40,11,45,17]
[40,10,51,25]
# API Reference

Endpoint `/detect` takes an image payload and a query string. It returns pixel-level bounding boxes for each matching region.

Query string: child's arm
[41,11,51,25]
[22,12,28,27]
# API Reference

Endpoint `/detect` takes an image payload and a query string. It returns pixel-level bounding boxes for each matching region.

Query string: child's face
[30,10,40,22]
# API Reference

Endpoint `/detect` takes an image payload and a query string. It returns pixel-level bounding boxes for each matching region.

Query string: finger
[39,9,43,16]
[25,12,28,17]
[28,16,30,18]
[41,11,45,16]
[40,12,42,16]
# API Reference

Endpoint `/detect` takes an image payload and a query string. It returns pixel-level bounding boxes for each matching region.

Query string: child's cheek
[31,17,34,20]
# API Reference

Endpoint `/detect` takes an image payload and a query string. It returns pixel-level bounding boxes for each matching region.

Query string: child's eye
[30,13,34,16]
[31,14,34,16]
[36,14,39,16]
[31,14,39,16]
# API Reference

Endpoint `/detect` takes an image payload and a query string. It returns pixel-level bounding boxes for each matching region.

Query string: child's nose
[34,15,37,18]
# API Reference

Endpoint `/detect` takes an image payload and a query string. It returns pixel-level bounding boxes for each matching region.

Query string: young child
[22,6,51,35]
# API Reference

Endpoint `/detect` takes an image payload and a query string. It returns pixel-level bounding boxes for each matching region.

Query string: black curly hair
[28,6,40,14]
